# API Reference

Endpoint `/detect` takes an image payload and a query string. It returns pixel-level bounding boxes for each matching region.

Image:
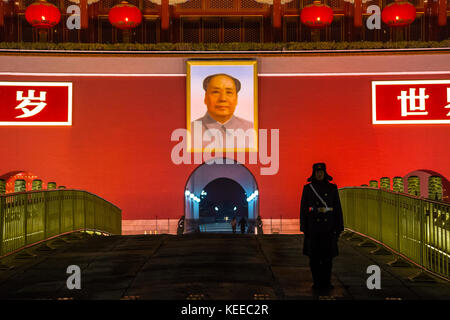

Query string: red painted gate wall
[0,54,449,220]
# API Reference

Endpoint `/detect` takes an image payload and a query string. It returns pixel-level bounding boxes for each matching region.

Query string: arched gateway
[184,158,259,233]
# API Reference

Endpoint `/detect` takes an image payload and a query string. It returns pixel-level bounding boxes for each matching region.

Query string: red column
[88,1,98,42]
[343,1,353,41]
[425,0,439,41]
[80,0,88,29]
[354,0,362,28]
[438,0,447,26]
[88,1,94,18]
[0,1,4,27]
[273,0,281,29]
[161,0,169,30]
[344,1,351,16]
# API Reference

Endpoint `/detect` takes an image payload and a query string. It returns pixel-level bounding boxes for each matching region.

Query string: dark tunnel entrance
[199,177,248,233]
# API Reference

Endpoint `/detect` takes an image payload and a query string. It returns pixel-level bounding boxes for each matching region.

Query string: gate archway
[184,158,259,233]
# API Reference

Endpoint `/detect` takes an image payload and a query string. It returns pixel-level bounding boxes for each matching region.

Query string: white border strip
[372,79,450,125]
[259,71,450,77]
[373,79,450,85]
[1,71,450,77]
[0,72,186,77]
[0,81,72,126]
[0,47,449,54]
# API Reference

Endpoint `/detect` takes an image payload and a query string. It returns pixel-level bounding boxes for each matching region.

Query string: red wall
[1,58,449,220]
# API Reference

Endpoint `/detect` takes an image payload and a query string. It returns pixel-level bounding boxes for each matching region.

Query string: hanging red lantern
[108,1,142,30]
[381,0,416,27]
[300,0,334,29]
[25,0,61,29]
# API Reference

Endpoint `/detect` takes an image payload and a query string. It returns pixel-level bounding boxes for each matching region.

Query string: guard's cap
[307,162,333,182]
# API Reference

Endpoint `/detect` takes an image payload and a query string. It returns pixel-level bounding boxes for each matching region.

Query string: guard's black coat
[300,181,344,258]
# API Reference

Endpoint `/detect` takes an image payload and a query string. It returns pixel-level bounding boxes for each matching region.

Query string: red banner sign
[372,80,450,124]
[0,82,72,126]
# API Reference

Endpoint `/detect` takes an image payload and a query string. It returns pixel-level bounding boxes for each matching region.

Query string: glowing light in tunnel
[185,189,200,202]
[247,190,259,202]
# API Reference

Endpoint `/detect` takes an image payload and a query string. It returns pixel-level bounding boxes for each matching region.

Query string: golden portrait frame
[186,60,258,153]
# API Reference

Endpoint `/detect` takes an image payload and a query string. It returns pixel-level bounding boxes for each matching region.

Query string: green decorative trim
[386,19,414,24]
[29,1,58,8]
[0,41,449,51]
[114,21,140,27]
[304,20,331,26]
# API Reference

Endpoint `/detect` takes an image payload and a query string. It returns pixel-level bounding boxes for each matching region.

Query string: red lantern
[381,0,416,27]
[108,1,142,30]
[25,0,61,29]
[300,0,333,29]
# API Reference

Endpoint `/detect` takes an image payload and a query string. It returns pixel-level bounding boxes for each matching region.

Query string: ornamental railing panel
[174,0,269,15]
[339,187,450,280]
[0,189,122,257]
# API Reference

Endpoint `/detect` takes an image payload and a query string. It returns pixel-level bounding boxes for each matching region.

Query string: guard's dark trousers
[309,257,332,288]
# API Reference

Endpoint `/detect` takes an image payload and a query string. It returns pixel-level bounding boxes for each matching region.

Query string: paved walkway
[0,231,449,300]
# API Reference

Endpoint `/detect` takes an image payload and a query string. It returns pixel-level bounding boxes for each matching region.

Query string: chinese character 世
[397,88,429,117]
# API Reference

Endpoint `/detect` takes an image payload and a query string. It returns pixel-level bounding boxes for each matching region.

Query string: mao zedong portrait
[190,73,254,150]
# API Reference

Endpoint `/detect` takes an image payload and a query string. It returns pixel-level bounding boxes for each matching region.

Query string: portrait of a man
[187,60,258,152]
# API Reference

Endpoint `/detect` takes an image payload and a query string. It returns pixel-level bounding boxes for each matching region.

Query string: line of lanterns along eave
[184,189,259,203]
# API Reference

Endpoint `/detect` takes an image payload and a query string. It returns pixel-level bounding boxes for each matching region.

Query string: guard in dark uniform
[300,163,344,291]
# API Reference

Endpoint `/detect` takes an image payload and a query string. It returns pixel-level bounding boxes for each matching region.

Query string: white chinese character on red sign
[15,90,47,118]
[397,88,429,117]
[446,88,450,116]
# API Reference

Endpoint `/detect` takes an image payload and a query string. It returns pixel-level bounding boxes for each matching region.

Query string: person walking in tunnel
[239,216,247,234]
[177,215,185,236]
[231,216,237,234]
[300,163,344,292]
[256,216,263,235]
